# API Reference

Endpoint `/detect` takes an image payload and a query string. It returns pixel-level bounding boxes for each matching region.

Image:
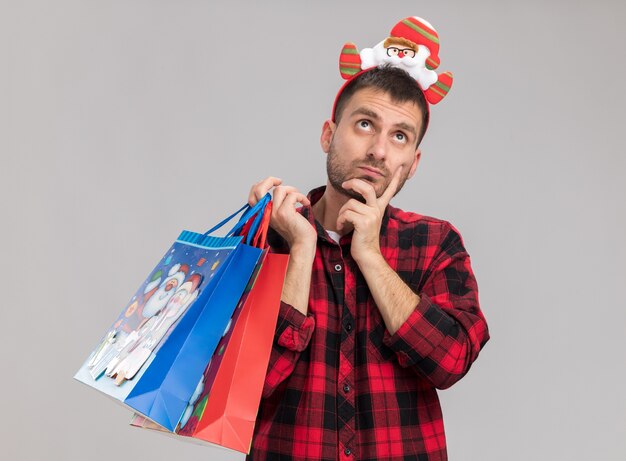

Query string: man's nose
[368,134,387,160]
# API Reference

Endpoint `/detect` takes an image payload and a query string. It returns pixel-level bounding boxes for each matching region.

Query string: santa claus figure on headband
[339,16,453,105]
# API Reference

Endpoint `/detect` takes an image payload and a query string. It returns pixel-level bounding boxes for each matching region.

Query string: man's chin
[335,182,384,203]
[329,181,367,203]
[343,189,367,203]
[357,176,389,199]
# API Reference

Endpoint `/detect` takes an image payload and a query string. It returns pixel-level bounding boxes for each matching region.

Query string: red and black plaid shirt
[248,187,489,461]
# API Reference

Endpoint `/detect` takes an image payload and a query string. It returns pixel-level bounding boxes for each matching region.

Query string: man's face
[321,87,422,200]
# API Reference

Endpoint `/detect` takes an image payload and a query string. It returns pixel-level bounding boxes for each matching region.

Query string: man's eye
[395,132,407,142]
[358,120,371,129]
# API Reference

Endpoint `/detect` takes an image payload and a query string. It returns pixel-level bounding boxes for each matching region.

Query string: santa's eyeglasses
[386,47,416,58]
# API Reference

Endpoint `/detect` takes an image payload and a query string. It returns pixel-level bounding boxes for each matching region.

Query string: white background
[1,1,625,460]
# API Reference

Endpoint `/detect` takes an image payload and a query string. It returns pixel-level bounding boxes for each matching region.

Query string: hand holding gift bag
[75,194,273,432]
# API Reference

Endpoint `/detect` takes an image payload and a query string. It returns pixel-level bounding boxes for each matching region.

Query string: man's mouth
[358,166,384,178]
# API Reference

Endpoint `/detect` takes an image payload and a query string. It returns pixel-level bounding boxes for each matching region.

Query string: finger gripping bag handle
[203,193,271,246]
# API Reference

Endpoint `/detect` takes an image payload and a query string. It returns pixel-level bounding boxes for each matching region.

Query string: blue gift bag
[75,195,271,431]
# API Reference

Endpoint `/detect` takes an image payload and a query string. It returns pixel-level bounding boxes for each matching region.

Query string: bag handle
[252,201,272,248]
[236,198,272,247]
[232,193,271,238]
[203,193,271,239]
[233,194,271,246]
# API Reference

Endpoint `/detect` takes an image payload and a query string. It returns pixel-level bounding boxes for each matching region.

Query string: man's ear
[407,148,421,179]
[320,119,336,154]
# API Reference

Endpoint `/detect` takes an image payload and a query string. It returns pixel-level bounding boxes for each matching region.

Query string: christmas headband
[332,16,454,126]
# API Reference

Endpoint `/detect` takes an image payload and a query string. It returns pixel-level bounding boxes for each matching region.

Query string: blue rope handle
[203,193,271,242]
[231,193,271,240]
[238,193,271,245]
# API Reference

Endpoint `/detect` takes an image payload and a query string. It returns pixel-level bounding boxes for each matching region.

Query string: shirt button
[334,264,342,272]
[343,384,350,393]
[344,448,352,456]
[345,323,352,332]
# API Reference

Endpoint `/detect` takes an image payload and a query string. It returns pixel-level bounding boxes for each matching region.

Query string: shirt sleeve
[382,222,490,389]
[261,300,315,398]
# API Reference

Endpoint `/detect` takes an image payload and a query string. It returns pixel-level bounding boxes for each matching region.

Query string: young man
[246,17,489,461]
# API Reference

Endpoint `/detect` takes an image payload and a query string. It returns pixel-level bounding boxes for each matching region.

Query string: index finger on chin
[380,166,403,206]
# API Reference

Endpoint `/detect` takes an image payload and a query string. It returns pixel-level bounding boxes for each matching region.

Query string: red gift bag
[179,252,288,452]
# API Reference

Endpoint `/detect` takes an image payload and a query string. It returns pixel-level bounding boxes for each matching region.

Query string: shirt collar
[300,186,335,244]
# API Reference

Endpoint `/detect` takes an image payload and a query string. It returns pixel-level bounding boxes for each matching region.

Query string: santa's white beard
[142,288,173,318]
[360,42,438,90]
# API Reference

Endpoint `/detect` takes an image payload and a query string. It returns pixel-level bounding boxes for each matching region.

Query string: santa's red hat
[185,273,202,292]
[168,263,190,277]
[388,17,441,70]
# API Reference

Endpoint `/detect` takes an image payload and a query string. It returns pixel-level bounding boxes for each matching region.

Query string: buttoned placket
[325,238,357,461]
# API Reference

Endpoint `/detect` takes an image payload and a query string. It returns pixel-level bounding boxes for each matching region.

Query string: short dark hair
[333,65,430,146]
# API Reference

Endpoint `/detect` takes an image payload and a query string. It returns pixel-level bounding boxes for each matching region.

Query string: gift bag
[183,252,288,453]
[75,194,272,431]
[130,208,288,453]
